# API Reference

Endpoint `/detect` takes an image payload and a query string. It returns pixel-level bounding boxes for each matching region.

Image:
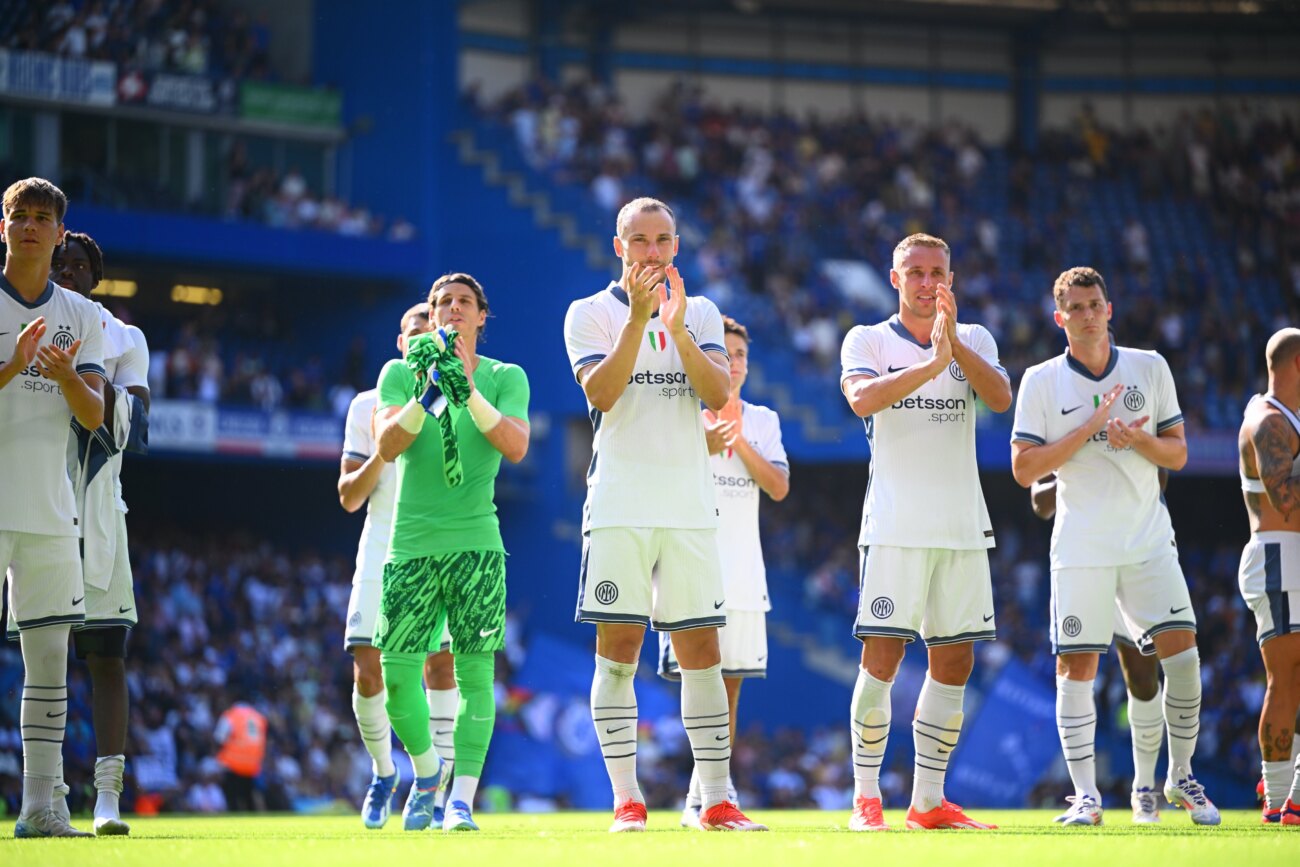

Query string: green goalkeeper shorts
[375,550,506,655]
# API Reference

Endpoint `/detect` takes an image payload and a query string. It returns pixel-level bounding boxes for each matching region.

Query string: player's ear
[672,235,679,256]
[612,236,625,258]
[1053,309,1064,329]
[889,269,901,290]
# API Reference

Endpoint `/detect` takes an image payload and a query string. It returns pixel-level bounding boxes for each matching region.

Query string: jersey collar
[0,273,55,308]
[1064,341,1118,382]
[888,314,931,349]
[607,281,660,319]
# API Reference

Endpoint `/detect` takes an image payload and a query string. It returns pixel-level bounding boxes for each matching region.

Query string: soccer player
[49,231,148,836]
[1031,468,1170,823]
[840,232,1010,832]
[0,178,105,837]
[338,303,459,828]
[373,272,529,832]
[563,197,766,833]
[657,315,789,828]
[1011,266,1218,826]
[1237,327,1300,824]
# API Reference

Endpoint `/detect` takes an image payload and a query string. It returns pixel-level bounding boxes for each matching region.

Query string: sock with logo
[851,666,893,801]
[380,651,432,759]
[592,654,642,806]
[1127,691,1165,792]
[1056,676,1100,801]
[452,652,494,780]
[19,625,71,818]
[679,662,731,810]
[1160,647,1201,781]
[353,685,396,778]
[427,686,458,809]
[912,674,966,811]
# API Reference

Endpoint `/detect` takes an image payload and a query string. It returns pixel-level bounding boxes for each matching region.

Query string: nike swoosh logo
[713,600,725,610]
[46,710,66,718]
[937,747,950,754]
[435,729,453,735]
[606,725,630,734]
[1169,606,1188,615]
[1061,405,1084,415]
[479,627,499,637]
[887,365,907,373]
[118,606,132,614]
[71,596,84,606]
[983,613,995,623]
[756,656,766,662]
[1178,714,1196,720]
[471,714,491,722]
[715,734,729,742]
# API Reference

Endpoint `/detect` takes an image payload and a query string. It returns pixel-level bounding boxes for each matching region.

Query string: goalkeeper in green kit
[373,272,531,832]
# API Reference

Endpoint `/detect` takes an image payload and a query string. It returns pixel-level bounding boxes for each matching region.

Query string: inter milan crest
[594,581,619,605]
[1062,616,1082,638]
[948,361,966,382]
[52,325,75,351]
[1123,388,1145,412]
[870,596,894,619]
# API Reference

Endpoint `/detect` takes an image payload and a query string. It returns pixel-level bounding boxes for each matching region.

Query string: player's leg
[659,528,763,831]
[438,549,506,831]
[424,645,456,821]
[9,532,93,837]
[345,569,397,829]
[1115,599,1164,822]
[1123,553,1219,824]
[1259,634,1300,819]
[1049,562,1113,825]
[375,556,447,831]
[577,527,654,830]
[74,625,131,835]
[849,545,921,831]
[905,549,996,831]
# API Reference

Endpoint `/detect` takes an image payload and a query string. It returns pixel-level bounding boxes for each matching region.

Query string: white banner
[0,49,115,106]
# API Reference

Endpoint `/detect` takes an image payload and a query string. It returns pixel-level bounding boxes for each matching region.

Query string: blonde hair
[892,233,949,270]
[616,197,675,239]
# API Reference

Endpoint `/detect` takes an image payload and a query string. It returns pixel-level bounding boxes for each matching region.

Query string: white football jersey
[712,401,787,612]
[564,282,727,531]
[839,314,1001,550]
[1013,346,1184,569]
[92,304,149,509]
[343,389,397,582]
[0,278,105,536]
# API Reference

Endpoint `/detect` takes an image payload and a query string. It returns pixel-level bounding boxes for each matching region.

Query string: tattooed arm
[1252,413,1300,520]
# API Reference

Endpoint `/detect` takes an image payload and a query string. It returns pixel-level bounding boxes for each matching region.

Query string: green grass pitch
[0,810,1294,867]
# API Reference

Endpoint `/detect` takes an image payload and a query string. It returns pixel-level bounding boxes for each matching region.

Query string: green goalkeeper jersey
[377,354,530,560]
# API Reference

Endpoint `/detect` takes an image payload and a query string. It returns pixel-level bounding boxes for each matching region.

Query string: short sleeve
[1011,367,1048,446]
[755,407,788,473]
[1153,353,1184,434]
[342,395,373,463]
[112,325,150,391]
[74,296,105,381]
[493,363,530,421]
[692,298,727,357]
[377,358,414,410]
[964,324,1005,374]
[563,299,612,381]
[840,325,881,385]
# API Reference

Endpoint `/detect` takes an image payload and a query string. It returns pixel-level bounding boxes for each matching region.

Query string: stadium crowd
[476,77,1298,430]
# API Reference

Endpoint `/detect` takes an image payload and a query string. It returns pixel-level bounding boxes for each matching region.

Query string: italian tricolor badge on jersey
[647,331,667,351]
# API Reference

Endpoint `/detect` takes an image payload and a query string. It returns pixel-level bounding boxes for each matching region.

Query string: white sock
[1056,676,1099,801]
[680,663,731,809]
[1127,691,1164,792]
[410,745,442,779]
[449,774,478,808]
[1292,733,1299,763]
[427,687,458,809]
[1160,647,1201,780]
[1290,749,1300,805]
[912,674,965,811]
[94,754,125,820]
[1264,759,1292,811]
[19,626,70,817]
[685,765,701,809]
[352,685,396,778]
[592,655,642,807]
[850,667,893,801]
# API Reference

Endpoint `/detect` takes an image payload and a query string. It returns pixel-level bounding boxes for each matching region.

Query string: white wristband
[396,398,426,434]
[466,389,502,432]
